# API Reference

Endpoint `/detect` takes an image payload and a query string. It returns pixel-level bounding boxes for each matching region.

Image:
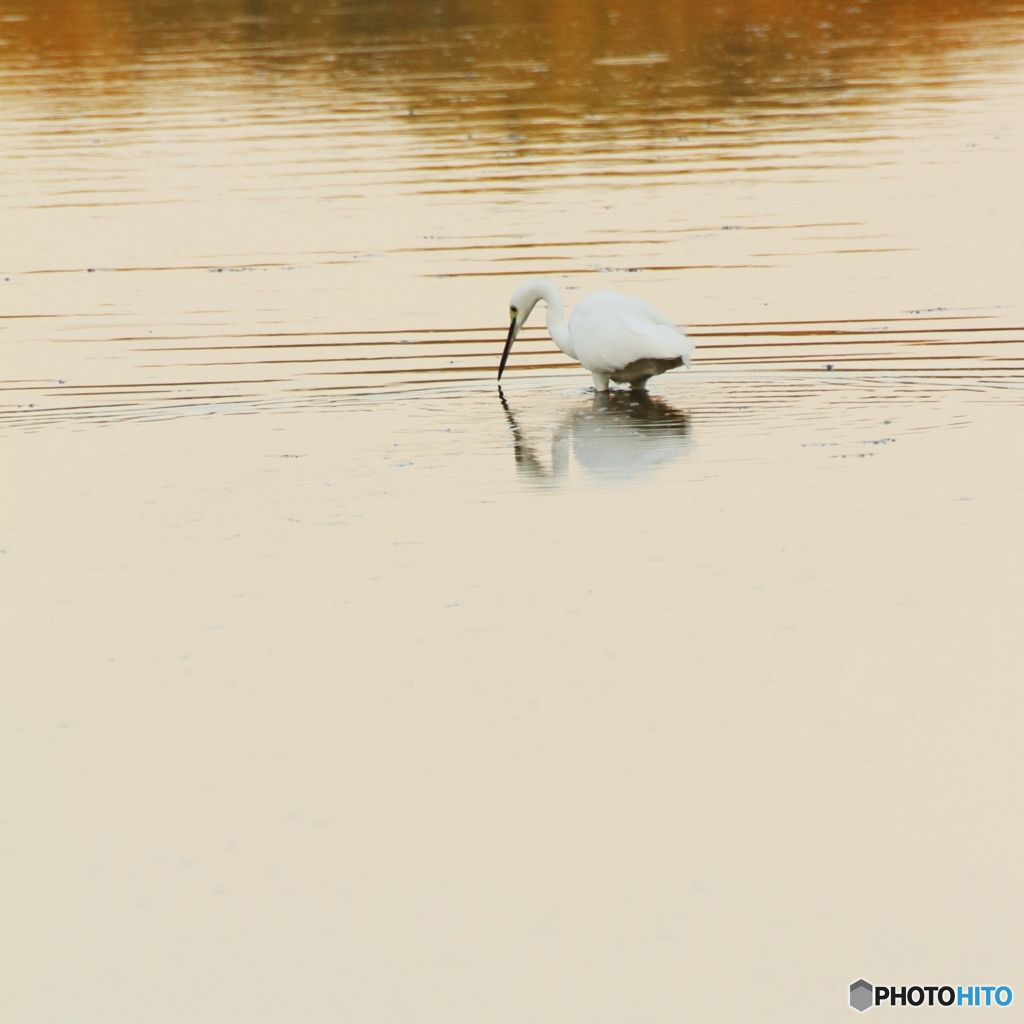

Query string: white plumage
[498,277,693,391]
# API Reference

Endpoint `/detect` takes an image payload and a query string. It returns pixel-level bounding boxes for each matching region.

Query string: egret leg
[591,371,609,392]
[630,377,651,392]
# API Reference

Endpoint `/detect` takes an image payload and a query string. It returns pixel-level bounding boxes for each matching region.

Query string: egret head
[498,279,550,381]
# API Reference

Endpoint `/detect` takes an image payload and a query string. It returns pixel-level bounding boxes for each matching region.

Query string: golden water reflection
[5,0,1024,134]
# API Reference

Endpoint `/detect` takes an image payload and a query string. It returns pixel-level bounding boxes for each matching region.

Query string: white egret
[498,277,693,391]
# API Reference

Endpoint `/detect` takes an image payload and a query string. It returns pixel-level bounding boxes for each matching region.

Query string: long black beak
[497,318,518,381]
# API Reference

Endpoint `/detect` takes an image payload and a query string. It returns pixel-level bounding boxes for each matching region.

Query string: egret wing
[569,291,692,374]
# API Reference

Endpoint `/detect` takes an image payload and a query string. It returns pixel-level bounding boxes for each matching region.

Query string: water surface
[2,1,1024,1020]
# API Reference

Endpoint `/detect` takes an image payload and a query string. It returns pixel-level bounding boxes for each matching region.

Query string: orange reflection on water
[4,0,1024,120]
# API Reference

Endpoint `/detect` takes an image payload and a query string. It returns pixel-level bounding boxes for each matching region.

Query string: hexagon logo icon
[850,979,873,1012]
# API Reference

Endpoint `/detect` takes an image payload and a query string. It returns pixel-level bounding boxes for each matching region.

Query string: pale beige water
[2,2,1024,1021]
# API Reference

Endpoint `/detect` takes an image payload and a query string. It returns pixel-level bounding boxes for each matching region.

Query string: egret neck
[535,280,575,360]
[499,278,576,381]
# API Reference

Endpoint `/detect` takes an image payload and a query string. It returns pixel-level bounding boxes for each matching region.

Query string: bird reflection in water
[499,388,692,484]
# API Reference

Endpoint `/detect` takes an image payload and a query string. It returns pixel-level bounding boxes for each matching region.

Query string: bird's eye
[510,307,517,319]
